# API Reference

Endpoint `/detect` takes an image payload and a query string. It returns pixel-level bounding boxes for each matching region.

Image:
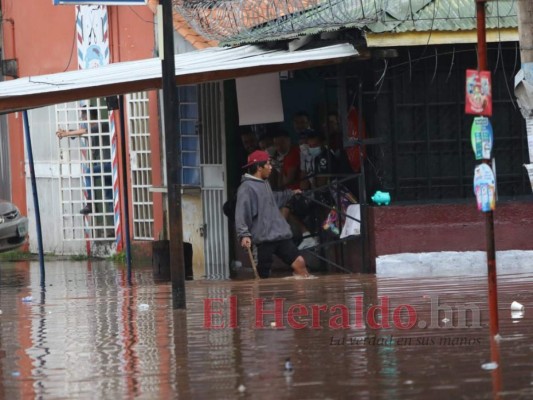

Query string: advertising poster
[465,70,492,116]
[470,117,493,160]
[473,163,496,212]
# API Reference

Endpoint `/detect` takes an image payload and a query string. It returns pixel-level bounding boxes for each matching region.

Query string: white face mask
[299,144,309,154]
[308,146,321,157]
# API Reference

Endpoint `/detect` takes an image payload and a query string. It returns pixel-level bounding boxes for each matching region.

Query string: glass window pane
[180,103,198,119]
[179,120,197,135]
[182,137,198,151]
[183,168,200,186]
[182,152,199,167]
[178,86,197,102]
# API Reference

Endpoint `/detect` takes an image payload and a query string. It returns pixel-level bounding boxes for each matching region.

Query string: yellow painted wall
[182,191,205,279]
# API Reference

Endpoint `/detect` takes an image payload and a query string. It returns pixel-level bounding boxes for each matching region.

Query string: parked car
[0,200,28,253]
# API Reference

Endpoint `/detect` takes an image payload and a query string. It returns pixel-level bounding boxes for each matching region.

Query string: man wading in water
[235,150,313,279]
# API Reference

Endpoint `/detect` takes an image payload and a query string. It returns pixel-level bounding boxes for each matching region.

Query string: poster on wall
[465,69,492,116]
[77,5,110,70]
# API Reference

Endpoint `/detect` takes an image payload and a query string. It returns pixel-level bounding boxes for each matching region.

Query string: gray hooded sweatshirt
[235,174,294,244]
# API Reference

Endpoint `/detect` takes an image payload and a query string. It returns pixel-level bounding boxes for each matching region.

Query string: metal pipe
[118,95,132,283]
[476,0,499,337]
[22,110,45,286]
[358,79,370,273]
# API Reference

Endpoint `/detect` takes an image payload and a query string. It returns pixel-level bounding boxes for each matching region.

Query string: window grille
[373,44,529,201]
[127,92,154,240]
[57,99,115,240]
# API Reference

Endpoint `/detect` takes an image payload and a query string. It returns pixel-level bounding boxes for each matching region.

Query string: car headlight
[0,216,4,224]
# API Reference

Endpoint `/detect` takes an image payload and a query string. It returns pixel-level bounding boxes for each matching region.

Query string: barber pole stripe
[76,5,92,255]
[110,110,123,251]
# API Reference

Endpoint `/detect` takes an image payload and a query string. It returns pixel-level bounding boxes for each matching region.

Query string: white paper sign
[236,73,284,125]
[340,204,361,238]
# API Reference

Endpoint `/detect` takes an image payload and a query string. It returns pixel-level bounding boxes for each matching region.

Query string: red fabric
[346,106,367,172]
[282,145,300,190]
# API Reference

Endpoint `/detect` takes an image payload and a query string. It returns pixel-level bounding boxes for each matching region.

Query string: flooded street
[1,260,533,399]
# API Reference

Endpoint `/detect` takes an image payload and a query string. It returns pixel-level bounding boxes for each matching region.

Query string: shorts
[256,239,300,278]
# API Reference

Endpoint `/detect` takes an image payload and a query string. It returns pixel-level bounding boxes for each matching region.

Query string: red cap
[243,150,270,168]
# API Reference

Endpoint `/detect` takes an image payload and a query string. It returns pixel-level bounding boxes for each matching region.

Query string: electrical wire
[128,5,155,24]
[495,0,517,109]
[62,9,79,72]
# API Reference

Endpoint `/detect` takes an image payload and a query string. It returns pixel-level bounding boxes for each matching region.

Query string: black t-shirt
[311,147,338,177]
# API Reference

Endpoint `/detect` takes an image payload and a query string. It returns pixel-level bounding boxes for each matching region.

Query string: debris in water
[237,384,246,393]
[285,358,293,372]
[481,362,498,371]
[138,304,150,311]
[22,296,33,303]
[511,301,524,311]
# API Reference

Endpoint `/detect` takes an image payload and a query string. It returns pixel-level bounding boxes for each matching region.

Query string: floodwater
[1,260,533,399]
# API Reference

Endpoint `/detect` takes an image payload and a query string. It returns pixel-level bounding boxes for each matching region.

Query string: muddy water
[1,260,532,399]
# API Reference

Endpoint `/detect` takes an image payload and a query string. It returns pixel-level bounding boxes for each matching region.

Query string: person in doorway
[272,128,317,249]
[322,111,342,154]
[272,129,300,190]
[292,111,314,183]
[235,150,312,279]
[239,127,259,155]
[301,129,339,191]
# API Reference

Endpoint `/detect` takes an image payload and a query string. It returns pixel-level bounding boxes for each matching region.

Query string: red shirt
[281,145,300,190]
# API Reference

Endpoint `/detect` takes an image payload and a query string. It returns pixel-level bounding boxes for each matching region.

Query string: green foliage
[108,251,127,264]
[0,250,33,261]
[70,254,89,261]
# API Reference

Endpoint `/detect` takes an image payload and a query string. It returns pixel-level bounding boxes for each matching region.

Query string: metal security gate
[56,100,115,243]
[199,82,229,279]
[126,92,154,240]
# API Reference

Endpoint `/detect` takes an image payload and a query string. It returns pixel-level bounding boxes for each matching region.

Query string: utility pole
[475,0,499,337]
[160,0,186,309]
[517,1,533,65]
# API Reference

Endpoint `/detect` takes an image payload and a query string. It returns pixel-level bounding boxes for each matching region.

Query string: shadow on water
[1,260,533,398]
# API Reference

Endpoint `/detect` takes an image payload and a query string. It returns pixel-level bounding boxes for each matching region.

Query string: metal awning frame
[0,43,359,115]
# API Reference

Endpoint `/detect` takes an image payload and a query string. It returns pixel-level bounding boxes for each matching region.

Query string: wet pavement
[1,260,533,399]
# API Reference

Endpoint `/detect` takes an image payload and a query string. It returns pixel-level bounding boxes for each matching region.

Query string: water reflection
[1,261,533,398]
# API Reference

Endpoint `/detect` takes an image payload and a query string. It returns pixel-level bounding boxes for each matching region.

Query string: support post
[476,0,499,337]
[117,95,132,283]
[160,0,186,308]
[22,110,45,286]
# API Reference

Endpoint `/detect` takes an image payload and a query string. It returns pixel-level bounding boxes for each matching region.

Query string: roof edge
[365,28,518,48]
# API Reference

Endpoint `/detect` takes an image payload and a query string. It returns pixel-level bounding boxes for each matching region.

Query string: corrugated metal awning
[0,43,357,114]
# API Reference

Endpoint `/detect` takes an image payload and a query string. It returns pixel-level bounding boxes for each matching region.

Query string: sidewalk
[377,250,533,277]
